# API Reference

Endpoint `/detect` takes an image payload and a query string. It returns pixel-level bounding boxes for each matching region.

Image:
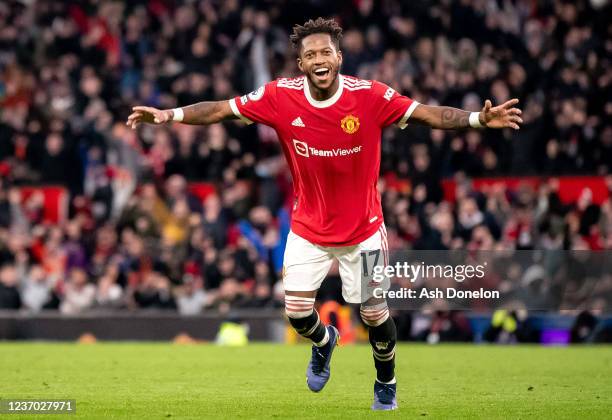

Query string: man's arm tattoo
[439,107,471,129]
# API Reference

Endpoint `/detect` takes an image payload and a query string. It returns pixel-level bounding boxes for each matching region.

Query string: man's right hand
[126,106,173,129]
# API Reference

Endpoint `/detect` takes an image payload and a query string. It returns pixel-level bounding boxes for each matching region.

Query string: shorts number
[361,250,381,277]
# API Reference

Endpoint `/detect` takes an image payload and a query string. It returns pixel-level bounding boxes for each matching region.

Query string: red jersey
[230,74,418,246]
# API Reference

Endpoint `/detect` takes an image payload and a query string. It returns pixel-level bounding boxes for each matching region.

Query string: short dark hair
[290,17,343,53]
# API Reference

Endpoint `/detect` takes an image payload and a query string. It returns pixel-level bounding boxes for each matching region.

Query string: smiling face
[297,33,342,93]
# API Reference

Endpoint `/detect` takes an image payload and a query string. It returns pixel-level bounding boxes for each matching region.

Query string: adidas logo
[291,117,305,127]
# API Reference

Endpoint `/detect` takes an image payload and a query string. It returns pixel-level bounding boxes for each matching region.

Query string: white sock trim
[376,377,396,385]
[373,347,395,362]
[303,317,321,337]
[313,326,329,347]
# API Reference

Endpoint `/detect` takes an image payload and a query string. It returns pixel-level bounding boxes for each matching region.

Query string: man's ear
[297,57,304,73]
[336,50,343,68]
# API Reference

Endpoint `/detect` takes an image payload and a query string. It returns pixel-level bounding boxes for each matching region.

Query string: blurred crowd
[0,0,611,316]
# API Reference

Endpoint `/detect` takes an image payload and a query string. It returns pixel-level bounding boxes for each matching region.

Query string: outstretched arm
[408,99,523,130]
[126,100,236,129]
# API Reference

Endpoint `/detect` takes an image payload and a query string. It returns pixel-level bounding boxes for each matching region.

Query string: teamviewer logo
[293,139,309,157]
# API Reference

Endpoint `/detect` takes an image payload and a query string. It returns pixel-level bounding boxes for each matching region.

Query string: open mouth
[313,67,331,81]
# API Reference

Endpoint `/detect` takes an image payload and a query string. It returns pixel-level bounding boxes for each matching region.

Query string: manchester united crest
[341,115,360,134]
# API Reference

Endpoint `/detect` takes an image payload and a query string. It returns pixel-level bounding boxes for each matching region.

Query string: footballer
[127,18,522,410]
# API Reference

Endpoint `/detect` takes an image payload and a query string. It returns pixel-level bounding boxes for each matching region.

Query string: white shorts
[282,226,389,304]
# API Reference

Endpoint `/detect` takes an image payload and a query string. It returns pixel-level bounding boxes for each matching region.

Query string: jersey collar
[304,74,344,108]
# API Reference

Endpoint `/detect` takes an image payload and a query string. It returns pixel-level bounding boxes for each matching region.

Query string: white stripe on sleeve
[229,98,254,125]
[396,101,420,129]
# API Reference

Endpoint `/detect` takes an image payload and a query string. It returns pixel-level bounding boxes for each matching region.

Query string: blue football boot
[306,325,339,392]
[371,380,398,410]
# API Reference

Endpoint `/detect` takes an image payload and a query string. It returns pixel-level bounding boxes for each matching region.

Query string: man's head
[290,17,343,91]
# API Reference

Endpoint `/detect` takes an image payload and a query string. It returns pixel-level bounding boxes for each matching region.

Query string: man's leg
[285,290,328,347]
[282,231,338,392]
[361,298,398,410]
[334,224,397,409]
[360,298,396,383]
[285,290,340,392]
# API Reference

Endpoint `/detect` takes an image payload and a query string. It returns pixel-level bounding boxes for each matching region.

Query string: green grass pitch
[0,343,610,419]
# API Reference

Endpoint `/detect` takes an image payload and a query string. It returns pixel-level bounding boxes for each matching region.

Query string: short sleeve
[370,81,420,129]
[229,81,278,127]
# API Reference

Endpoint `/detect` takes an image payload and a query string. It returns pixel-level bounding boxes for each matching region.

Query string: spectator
[0,264,21,309]
[20,264,53,312]
[418,310,473,344]
[132,272,176,310]
[60,268,96,314]
[175,274,207,315]
[95,265,124,309]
